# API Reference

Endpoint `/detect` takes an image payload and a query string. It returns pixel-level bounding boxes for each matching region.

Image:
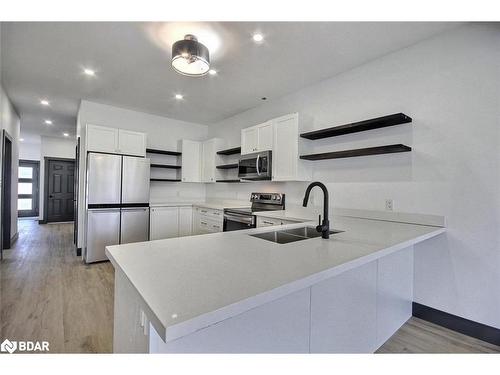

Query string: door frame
[43,156,76,223]
[18,159,40,218]
[1,130,13,257]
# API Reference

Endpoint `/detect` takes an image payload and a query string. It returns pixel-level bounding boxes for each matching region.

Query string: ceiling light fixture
[40,99,50,106]
[44,120,53,125]
[83,68,96,76]
[175,94,184,100]
[252,33,264,43]
[208,69,217,75]
[63,133,69,137]
[20,138,24,142]
[171,34,210,77]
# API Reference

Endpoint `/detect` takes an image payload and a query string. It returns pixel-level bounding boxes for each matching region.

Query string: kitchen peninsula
[106,211,445,353]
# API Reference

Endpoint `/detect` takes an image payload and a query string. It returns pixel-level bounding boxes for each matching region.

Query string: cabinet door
[202,140,216,183]
[257,121,274,151]
[241,127,258,155]
[87,124,119,153]
[272,114,298,181]
[181,140,202,182]
[118,129,146,156]
[150,207,179,240]
[178,206,193,237]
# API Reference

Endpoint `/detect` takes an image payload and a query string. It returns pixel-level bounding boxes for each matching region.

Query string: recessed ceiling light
[83,68,96,76]
[208,69,217,75]
[40,99,50,106]
[175,94,184,100]
[63,133,69,137]
[44,120,53,125]
[20,138,24,142]
[252,33,264,43]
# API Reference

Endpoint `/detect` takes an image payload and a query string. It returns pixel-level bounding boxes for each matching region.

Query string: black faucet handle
[316,214,322,233]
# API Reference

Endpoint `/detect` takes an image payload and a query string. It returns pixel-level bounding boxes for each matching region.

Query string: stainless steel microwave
[238,150,272,180]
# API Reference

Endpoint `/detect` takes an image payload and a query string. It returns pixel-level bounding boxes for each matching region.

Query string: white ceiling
[1,22,461,139]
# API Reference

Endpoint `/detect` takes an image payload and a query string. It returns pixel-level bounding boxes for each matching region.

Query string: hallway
[0,219,114,353]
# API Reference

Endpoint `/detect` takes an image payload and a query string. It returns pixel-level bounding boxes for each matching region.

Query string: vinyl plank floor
[1,220,498,354]
[0,219,114,353]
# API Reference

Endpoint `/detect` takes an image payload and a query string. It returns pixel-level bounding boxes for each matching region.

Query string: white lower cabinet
[256,216,301,227]
[178,207,193,237]
[150,206,194,240]
[193,207,223,235]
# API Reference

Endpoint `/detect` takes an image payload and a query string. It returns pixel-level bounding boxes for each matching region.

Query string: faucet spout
[302,181,330,239]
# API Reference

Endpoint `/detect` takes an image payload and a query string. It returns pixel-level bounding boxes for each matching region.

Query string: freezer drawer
[122,156,150,204]
[121,207,150,244]
[87,153,122,205]
[86,209,120,263]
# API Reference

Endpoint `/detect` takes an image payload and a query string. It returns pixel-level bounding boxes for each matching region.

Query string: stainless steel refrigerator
[84,152,150,263]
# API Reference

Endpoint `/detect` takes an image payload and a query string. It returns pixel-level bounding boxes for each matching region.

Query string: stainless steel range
[223,193,285,232]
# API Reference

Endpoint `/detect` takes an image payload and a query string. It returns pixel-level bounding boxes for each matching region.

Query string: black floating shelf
[151,164,181,169]
[300,113,412,140]
[216,179,242,183]
[216,163,239,170]
[300,144,411,160]
[216,147,241,155]
[150,178,181,182]
[146,148,182,156]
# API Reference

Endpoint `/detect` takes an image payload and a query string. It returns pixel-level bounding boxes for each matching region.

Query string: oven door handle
[224,214,254,225]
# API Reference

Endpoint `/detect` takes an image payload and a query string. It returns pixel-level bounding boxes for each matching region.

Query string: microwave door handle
[256,154,260,176]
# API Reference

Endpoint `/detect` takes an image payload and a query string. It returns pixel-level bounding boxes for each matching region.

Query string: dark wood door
[46,159,75,223]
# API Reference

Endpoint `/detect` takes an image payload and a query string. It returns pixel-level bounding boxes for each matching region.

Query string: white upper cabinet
[241,121,274,155]
[86,124,119,153]
[272,113,311,181]
[181,139,202,182]
[86,124,146,156]
[118,129,147,156]
[201,138,223,183]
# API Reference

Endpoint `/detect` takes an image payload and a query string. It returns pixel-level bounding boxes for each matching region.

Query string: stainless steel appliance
[223,192,285,232]
[85,152,150,263]
[238,150,272,181]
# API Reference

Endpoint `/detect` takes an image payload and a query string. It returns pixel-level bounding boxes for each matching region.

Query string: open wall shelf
[216,179,242,183]
[150,178,181,182]
[300,144,411,160]
[216,147,241,155]
[300,113,412,140]
[146,148,182,156]
[216,163,238,170]
[151,164,181,169]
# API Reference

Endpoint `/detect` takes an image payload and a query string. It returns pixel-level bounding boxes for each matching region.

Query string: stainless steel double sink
[250,226,343,244]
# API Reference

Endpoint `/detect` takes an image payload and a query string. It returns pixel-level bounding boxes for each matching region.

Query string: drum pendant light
[171,34,210,77]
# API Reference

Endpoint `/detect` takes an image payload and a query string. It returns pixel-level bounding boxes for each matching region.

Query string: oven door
[223,211,256,231]
[238,151,271,180]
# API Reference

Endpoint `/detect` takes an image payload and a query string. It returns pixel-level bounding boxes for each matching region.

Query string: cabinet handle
[212,225,220,229]
[262,220,274,225]
[201,210,207,213]
[201,221,207,225]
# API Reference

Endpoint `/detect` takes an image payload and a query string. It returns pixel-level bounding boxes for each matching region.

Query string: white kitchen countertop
[150,200,250,210]
[106,215,445,344]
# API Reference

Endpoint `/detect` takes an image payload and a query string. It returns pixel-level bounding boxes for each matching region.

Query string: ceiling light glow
[175,94,184,100]
[40,99,50,106]
[44,120,53,125]
[252,33,264,43]
[83,68,96,76]
[20,138,24,142]
[63,133,69,137]
[208,69,217,75]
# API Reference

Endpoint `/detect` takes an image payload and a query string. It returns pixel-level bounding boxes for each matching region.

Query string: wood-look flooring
[1,219,499,354]
[0,219,114,353]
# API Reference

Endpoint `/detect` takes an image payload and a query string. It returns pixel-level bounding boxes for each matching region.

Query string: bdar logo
[1,339,17,354]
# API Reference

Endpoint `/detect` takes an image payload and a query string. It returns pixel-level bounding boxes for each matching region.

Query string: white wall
[207,23,500,328]
[76,101,209,248]
[38,136,76,220]
[19,141,41,161]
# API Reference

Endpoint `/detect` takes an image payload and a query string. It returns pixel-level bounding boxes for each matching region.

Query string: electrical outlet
[385,199,394,211]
